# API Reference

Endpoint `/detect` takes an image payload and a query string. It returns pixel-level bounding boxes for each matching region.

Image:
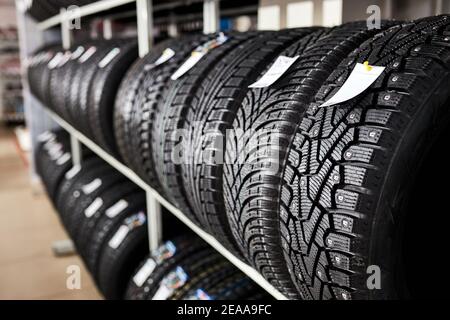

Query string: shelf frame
[45,108,288,300]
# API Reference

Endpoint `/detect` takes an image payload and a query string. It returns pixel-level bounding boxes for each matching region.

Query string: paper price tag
[108,225,129,249]
[133,258,157,287]
[82,178,102,194]
[319,62,385,108]
[56,152,71,165]
[98,48,121,68]
[48,52,64,69]
[152,284,173,300]
[57,51,73,68]
[65,165,81,180]
[84,197,103,218]
[145,48,176,71]
[171,33,228,80]
[106,199,129,218]
[78,46,97,63]
[171,51,205,80]
[248,55,299,88]
[70,46,85,60]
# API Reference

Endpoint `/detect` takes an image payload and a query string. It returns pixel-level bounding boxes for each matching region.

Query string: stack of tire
[31,15,450,299]
[125,236,272,300]
[28,38,139,157]
[35,129,183,299]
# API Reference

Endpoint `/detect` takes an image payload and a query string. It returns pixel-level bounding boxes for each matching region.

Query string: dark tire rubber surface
[277,15,450,300]
[180,28,319,260]
[223,22,398,299]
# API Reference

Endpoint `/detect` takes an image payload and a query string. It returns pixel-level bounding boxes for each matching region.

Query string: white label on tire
[133,258,157,287]
[57,51,72,68]
[56,152,71,165]
[70,46,85,60]
[145,48,176,71]
[98,48,121,68]
[105,199,129,218]
[248,55,300,88]
[84,197,103,218]
[108,225,130,249]
[171,33,228,80]
[48,52,64,69]
[37,131,54,142]
[152,284,173,300]
[319,62,385,108]
[82,178,102,194]
[78,46,97,63]
[65,165,81,180]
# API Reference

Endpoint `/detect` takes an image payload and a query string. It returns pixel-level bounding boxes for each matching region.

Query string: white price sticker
[105,199,129,218]
[70,46,85,60]
[78,46,97,63]
[133,259,157,287]
[248,55,300,88]
[108,225,129,249]
[84,197,103,218]
[98,48,121,68]
[152,284,173,300]
[82,178,102,194]
[319,62,385,108]
[56,152,71,165]
[145,48,176,71]
[171,33,228,80]
[48,52,64,69]
[65,165,81,180]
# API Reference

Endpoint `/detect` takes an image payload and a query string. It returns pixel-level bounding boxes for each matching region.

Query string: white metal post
[146,188,163,251]
[136,0,161,250]
[70,134,82,166]
[103,18,113,39]
[203,0,220,34]
[136,0,154,57]
[60,8,72,49]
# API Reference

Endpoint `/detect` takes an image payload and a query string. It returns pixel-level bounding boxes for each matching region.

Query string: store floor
[0,126,102,300]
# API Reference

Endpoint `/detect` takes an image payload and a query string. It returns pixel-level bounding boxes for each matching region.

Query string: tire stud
[341,292,350,300]
[332,173,340,182]
[342,219,350,228]
[384,94,391,101]
[369,130,377,138]
[344,151,353,159]
[335,256,341,264]
[327,238,333,246]
[337,194,345,203]
[392,76,399,82]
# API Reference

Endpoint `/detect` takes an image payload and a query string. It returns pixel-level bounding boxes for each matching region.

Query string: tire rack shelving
[19,0,288,300]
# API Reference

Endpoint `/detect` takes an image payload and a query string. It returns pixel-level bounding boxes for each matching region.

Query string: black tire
[129,35,211,190]
[278,15,450,299]
[64,170,127,240]
[124,236,207,300]
[83,192,145,275]
[54,157,103,220]
[148,248,221,300]
[56,163,114,232]
[96,211,149,300]
[87,40,138,156]
[68,41,113,137]
[154,32,261,225]
[75,180,140,256]
[179,28,319,258]
[223,22,398,299]
[113,39,175,172]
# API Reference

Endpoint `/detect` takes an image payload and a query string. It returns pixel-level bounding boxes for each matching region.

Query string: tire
[56,163,114,232]
[154,32,260,225]
[75,180,140,256]
[96,211,149,300]
[124,236,207,300]
[179,28,319,258]
[113,39,175,172]
[67,40,113,137]
[83,192,145,275]
[54,157,103,220]
[148,248,221,300]
[223,21,398,299]
[87,40,138,156]
[64,170,127,240]
[278,15,450,299]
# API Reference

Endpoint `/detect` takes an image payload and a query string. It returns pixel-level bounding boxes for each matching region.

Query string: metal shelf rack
[17,0,288,300]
